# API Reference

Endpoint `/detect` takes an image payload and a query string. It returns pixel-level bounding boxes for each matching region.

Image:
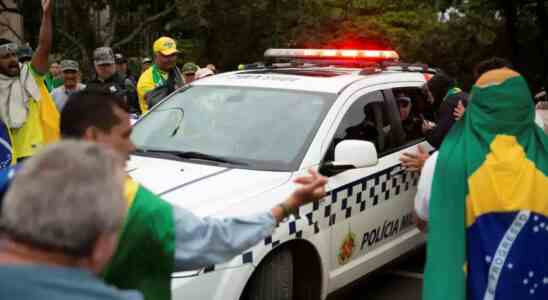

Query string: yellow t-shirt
[137,67,168,114]
[10,66,60,159]
[11,99,43,158]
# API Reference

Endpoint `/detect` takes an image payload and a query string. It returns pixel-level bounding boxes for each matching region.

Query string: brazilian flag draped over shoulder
[102,178,176,300]
[423,69,548,300]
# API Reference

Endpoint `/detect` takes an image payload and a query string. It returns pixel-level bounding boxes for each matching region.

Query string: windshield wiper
[150,108,185,137]
[135,149,248,166]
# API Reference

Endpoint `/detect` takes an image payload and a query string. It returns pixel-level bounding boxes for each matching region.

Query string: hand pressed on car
[400,144,430,172]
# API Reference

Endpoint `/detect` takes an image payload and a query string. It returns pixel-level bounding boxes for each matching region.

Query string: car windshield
[131,85,336,171]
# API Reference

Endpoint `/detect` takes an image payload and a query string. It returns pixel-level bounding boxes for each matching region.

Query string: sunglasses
[184,73,195,76]
[0,43,18,57]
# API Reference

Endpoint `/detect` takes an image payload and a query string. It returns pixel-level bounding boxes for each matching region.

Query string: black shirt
[426,91,469,149]
[87,74,139,114]
[402,116,423,141]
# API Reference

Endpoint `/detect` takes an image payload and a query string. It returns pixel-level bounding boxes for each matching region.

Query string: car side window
[324,90,402,162]
[392,87,430,145]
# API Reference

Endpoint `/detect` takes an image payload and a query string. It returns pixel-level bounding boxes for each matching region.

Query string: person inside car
[343,104,381,149]
[397,95,423,141]
[400,73,468,172]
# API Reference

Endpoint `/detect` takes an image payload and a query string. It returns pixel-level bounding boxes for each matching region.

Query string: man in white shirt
[51,60,85,112]
[413,151,438,231]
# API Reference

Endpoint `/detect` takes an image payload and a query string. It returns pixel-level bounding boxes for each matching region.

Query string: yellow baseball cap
[153,37,179,56]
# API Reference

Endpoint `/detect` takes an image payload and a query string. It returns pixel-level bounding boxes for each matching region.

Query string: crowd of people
[0,1,546,300]
[0,2,328,300]
[0,26,216,166]
[46,40,216,118]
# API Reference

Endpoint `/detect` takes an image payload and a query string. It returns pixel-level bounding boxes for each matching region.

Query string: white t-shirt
[535,109,544,129]
[535,110,547,131]
[414,151,438,221]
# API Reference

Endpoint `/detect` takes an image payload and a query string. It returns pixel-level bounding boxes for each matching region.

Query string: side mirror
[320,140,379,176]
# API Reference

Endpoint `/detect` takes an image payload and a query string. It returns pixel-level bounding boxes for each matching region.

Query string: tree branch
[57,27,90,68]
[112,3,177,49]
[0,20,23,42]
[65,0,97,47]
[0,0,20,14]
[104,9,118,46]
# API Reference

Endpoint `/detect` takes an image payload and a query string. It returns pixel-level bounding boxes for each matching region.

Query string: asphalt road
[327,247,425,300]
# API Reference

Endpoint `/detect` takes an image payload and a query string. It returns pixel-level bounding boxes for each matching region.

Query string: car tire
[245,248,294,300]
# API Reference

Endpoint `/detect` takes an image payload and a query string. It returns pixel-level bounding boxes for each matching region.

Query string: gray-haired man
[0,141,142,300]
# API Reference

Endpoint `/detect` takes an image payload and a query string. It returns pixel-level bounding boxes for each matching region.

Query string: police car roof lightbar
[264,48,400,62]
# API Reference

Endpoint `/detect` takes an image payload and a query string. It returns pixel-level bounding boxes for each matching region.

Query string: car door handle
[390,168,405,177]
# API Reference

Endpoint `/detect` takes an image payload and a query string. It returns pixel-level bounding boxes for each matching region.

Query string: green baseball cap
[60,60,79,72]
[182,62,199,75]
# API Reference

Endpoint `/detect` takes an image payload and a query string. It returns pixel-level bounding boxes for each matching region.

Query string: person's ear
[83,127,100,142]
[88,233,118,274]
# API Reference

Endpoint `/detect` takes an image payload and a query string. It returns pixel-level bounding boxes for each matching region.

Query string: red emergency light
[264,48,400,62]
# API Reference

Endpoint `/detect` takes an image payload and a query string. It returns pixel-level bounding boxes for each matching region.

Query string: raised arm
[173,170,327,270]
[31,0,53,75]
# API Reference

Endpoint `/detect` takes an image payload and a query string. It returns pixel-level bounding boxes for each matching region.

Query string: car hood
[127,155,292,217]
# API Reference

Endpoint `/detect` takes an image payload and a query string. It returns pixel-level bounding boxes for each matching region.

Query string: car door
[321,85,427,292]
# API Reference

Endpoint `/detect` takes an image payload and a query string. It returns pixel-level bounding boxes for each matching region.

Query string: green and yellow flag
[102,179,176,300]
[36,74,60,144]
[423,69,548,300]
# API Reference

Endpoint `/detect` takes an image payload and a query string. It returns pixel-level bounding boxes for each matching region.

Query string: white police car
[129,49,433,300]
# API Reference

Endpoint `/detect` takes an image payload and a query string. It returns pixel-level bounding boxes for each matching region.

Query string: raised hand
[42,0,52,15]
[290,169,328,206]
[454,100,466,121]
[271,169,327,222]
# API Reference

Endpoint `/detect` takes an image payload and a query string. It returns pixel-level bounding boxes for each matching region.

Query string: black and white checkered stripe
[202,164,419,273]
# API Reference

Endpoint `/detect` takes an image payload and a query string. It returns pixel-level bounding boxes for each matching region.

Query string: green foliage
[289,1,499,88]
[172,0,336,69]
[16,0,546,89]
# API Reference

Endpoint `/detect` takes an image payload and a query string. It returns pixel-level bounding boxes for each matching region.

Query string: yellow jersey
[10,66,60,159]
[137,66,168,114]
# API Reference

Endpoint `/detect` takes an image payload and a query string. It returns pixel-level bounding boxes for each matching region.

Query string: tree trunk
[65,0,97,65]
[111,3,176,49]
[500,0,519,64]
[57,28,91,76]
[104,6,118,47]
[0,0,24,43]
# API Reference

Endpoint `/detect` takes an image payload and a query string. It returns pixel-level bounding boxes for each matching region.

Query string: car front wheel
[243,248,294,300]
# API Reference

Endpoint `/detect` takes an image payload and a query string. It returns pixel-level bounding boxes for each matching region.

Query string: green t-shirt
[44,73,63,92]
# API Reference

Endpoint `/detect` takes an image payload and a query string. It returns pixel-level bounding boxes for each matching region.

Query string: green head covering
[423,68,548,300]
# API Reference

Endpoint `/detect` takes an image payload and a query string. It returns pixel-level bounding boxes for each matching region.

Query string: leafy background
[5,0,547,91]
